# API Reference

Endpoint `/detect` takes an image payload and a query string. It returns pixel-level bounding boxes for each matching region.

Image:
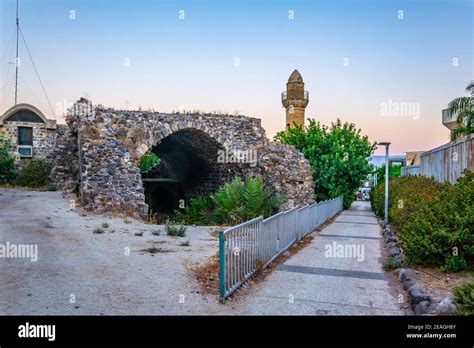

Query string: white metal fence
[219,196,343,301]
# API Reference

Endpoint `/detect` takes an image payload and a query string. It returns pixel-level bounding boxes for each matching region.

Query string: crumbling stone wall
[49,124,79,191]
[54,99,315,217]
[252,143,315,210]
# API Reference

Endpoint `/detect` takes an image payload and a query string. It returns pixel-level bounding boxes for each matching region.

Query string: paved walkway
[244,200,404,315]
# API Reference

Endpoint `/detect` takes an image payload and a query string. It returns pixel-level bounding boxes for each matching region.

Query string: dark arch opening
[142,129,244,219]
[6,109,45,123]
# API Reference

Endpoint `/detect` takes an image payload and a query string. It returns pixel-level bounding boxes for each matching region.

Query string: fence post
[219,231,226,302]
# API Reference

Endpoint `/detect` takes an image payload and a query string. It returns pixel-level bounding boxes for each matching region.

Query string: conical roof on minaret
[288,69,303,83]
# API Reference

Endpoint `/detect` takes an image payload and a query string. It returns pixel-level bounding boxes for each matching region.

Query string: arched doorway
[142,128,244,218]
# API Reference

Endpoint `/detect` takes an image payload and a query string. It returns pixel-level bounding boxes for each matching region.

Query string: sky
[0,0,472,154]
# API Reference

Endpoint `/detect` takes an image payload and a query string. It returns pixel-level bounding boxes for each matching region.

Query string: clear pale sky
[0,0,472,154]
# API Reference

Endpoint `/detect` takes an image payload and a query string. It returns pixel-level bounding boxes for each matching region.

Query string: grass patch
[101,222,109,228]
[383,257,403,271]
[141,246,172,254]
[93,227,105,234]
[38,185,57,192]
[165,224,187,237]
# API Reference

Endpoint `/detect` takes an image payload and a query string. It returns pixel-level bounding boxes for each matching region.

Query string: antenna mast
[14,0,19,105]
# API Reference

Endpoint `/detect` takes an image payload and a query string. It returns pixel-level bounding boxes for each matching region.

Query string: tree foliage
[275,119,376,208]
[375,163,402,183]
[449,82,474,141]
[0,132,17,184]
[139,152,160,173]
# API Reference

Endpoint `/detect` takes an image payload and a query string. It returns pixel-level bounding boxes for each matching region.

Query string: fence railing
[219,196,343,301]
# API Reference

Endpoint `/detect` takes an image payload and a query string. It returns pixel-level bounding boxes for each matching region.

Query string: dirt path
[0,189,242,315]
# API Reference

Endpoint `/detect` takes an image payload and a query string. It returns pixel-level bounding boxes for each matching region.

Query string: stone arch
[142,127,246,216]
[61,100,315,218]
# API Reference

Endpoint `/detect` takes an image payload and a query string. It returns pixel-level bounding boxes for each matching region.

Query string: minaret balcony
[281,90,309,103]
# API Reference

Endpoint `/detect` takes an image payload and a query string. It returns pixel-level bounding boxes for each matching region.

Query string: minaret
[281,69,309,128]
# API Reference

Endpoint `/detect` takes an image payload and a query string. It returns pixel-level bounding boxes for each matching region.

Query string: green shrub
[174,177,285,226]
[212,177,284,224]
[0,132,17,184]
[174,196,214,225]
[93,227,105,234]
[452,279,474,316]
[165,224,187,237]
[370,170,474,272]
[383,257,403,271]
[139,152,160,173]
[16,160,52,188]
[375,163,402,183]
[275,119,376,209]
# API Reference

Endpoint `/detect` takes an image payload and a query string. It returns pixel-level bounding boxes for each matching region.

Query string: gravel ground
[0,188,243,315]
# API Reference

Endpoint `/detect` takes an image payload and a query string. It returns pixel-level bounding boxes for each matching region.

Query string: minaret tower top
[281,69,309,128]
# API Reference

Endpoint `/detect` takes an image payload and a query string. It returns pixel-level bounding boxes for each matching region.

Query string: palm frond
[448,96,473,116]
[466,81,474,93]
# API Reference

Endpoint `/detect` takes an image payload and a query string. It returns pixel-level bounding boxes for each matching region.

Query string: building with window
[0,103,57,160]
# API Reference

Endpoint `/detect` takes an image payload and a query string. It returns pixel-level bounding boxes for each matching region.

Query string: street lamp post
[377,142,391,225]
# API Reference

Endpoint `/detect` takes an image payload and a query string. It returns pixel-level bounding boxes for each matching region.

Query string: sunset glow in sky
[1,0,472,154]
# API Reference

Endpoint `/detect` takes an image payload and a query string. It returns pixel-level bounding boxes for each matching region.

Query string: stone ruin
[50,99,315,218]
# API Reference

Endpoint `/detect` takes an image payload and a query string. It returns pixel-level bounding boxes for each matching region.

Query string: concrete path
[244,200,404,315]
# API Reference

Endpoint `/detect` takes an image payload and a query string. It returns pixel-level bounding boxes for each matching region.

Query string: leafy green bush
[452,279,474,316]
[275,119,376,209]
[165,224,187,237]
[174,177,285,226]
[174,196,214,225]
[16,160,52,188]
[375,163,402,183]
[0,132,17,184]
[370,170,474,271]
[212,177,284,224]
[139,152,160,173]
[383,257,403,271]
